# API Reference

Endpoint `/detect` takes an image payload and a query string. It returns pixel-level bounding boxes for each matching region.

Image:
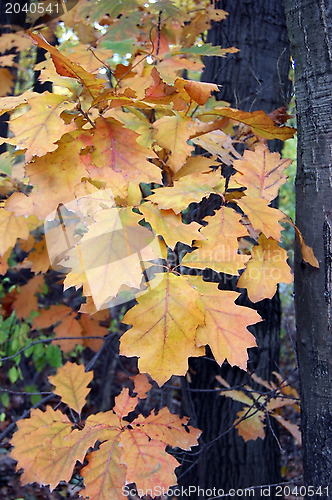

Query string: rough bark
[284,1,332,497]
[178,1,291,497]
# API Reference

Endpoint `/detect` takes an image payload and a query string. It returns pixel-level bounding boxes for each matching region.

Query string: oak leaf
[181,207,249,275]
[199,107,296,140]
[233,143,291,201]
[0,208,30,256]
[6,92,77,161]
[236,197,284,241]
[138,201,205,249]
[147,170,223,214]
[120,272,205,385]
[190,279,260,369]
[237,235,293,302]
[48,362,93,416]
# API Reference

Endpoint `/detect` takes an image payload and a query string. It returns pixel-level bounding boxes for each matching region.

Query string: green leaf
[46,344,63,368]
[101,38,137,56]
[179,44,239,57]
[1,393,10,408]
[8,365,18,384]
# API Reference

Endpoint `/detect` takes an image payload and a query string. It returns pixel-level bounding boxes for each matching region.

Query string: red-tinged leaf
[82,440,126,500]
[120,272,205,385]
[113,388,139,420]
[120,429,179,491]
[199,107,296,140]
[48,362,93,416]
[82,117,161,184]
[236,197,284,241]
[232,143,291,201]
[0,208,30,256]
[133,407,201,450]
[10,407,73,489]
[132,373,152,399]
[29,32,105,99]
[237,235,293,302]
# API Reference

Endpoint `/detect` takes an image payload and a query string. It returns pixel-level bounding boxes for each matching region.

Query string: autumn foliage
[0,0,316,497]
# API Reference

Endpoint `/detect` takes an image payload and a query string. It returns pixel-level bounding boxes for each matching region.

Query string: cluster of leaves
[0,0,318,497]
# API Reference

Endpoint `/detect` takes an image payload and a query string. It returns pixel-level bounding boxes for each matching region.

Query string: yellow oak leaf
[233,143,291,201]
[0,90,36,117]
[199,107,296,140]
[49,362,93,416]
[152,114,197,172]
[6,92,76,161]
[285,216,319,268]
[61,44,113,73]
[190,278,261,369]
[138,201,205,249]
[236,197,284,241]
[173,156,220,180]
[181,206,250,275]
[147,170,223,214]
[192,129,242,165]
[235,407,266,441]
[237,234,293,302]
[0,208,30,256]
[60,207,162,311]
[120,272,205,385]
[0,247,11,275]
[26,237,51,274]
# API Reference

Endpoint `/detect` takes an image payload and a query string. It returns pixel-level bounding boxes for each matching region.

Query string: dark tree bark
[178,1,292,497]
[284,1,332,497]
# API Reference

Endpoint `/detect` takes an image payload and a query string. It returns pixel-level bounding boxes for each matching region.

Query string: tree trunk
[178,1,291,496]
[284,1,332,497]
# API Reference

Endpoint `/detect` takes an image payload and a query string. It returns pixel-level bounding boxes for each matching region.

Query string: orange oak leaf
[138,201,205,249]
[190,279,261,370]
[147,170,223,214]
[0,247,11,275]
[175,78,219,105]
[11,370,200,497]
[48,362,93,416]
[133,407,201,450]
[13,275,44,319]
[181,206,250,275]
[113,388,139,420]
[285,216,319,268]
[199,107,296,140]
[132,373,152,399]
[232,143,291,201]
[120,272,205,385]
[78,313,109,351]
[152,114,197,172]
[29,32,105,99]
[236,197,284,241]
[10,407,74,489]
[0,208,30,256]
[120,429,180,491]
[6,92,77,161]
[25,237,51,274]
[173,156,220,180]
[237,234,293,302]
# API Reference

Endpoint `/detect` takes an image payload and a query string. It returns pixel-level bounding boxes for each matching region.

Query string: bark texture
[284,1,332,497]
[178,1,291,497]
